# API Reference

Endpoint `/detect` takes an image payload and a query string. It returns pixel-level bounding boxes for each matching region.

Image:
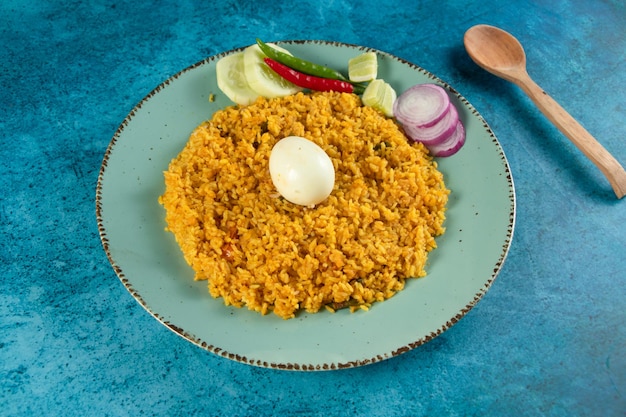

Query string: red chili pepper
[263,58,365,94]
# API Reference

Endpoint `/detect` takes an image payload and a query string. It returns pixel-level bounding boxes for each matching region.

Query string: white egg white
[269,136,335,207]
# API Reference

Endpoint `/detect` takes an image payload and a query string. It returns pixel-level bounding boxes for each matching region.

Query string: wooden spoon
[464,24,626,199]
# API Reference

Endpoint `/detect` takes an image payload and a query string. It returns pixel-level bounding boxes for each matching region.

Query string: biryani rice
[159,91,449,319]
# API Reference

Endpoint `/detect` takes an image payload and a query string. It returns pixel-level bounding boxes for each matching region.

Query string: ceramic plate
[96,41,515,370]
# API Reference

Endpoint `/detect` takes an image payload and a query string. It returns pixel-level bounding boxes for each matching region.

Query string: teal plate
[96,41,515,371]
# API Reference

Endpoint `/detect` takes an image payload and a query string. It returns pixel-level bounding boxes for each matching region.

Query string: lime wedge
[361,79,397,117]
[348,52,378,83]
[216,52,260,105]
[243,44,303,98]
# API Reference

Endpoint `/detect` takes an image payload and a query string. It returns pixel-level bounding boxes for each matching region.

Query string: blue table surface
[2,0,625,416]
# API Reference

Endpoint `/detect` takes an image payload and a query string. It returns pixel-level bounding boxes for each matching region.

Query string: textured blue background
[1,0,625,416]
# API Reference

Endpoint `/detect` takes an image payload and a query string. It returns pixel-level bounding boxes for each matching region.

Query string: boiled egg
[269,136,335,207]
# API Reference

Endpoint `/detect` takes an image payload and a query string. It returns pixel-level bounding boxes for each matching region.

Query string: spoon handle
[514,74,626,199]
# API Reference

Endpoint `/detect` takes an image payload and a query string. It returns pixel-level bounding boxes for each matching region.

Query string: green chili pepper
[256,38,349,82]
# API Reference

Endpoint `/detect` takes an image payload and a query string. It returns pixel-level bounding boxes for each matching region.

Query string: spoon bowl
[464,24,626,199]
[464,24,528,82]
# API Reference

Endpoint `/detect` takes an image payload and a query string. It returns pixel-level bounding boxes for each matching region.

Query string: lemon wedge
[348,52,378,83]
[361,79,397,118]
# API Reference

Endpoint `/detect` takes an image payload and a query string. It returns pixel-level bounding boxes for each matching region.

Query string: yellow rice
[159,91,449,319]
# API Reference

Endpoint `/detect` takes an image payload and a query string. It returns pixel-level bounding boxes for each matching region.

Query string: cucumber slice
[362,79,397,118]
[216,52,260,105]
[243,44,303,98]
[348,52,378,83]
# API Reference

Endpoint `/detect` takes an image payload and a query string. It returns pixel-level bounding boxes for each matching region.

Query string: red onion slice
[403,103,459,145]
[426,120,466,157]
[393,83,451,128]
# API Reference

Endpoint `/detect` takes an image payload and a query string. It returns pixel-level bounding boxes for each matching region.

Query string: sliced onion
[426,120,466,157]
[393,83,451,128]
[403,103,459,145]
